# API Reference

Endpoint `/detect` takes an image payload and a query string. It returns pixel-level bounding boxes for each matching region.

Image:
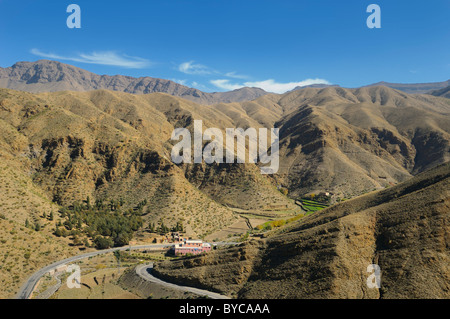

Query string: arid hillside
[250,86,450,199]
[0,88,293,236]
[0,87,292,298]
[0,84,449,299]
[364,80,450,94]
[1,85,450,215]
[2,62,450,200]
[153,161,450,299]
[431,86,450,99]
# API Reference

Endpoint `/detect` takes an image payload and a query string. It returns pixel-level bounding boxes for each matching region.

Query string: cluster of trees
[148,219,184,235]
[25,218,42,231]
[55,197,143,249]
[24,211,55,232]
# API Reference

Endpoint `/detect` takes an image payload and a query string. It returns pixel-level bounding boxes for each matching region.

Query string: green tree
[72,235,82,246]
[114,232,130,247]
[54,228,63,237]
[94,236,114,249]
[85,196,91,210]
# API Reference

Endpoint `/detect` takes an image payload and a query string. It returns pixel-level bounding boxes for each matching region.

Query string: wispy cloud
[224,71,249,80]
[244,79,331,93]
[177,61,248,79]
[211,78,331,93]
[31,48,152,69]
[191,81,212,91]
[170,78,188,86]
[210,79,244,91]
[178,61,215,75]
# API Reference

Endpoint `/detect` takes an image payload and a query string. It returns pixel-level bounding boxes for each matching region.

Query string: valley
[0,61,449,299]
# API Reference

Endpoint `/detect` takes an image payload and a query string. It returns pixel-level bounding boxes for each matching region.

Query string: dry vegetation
[154,162,450,299]
[0,82,449,299]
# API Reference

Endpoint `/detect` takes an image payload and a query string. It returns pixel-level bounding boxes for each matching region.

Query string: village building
[170,239,211,256]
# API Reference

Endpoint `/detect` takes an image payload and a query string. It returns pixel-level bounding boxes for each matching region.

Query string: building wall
[173,246,211,255]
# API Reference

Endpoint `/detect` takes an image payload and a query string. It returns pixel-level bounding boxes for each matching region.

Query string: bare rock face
[153,162,450,299]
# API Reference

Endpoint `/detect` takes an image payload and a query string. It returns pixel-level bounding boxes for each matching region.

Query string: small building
[171,232,185,243]
[48,264,67,276]
[170,239,211,256]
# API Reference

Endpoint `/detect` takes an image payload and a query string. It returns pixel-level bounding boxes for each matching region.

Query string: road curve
[16,244,172,299]
[136,263,230,299]
[16,242,236,299]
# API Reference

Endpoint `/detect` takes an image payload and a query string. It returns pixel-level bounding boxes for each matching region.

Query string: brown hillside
[259,86,450,199]
[153,161,450,299]
[0,88,293,236]
[0,83,449,298]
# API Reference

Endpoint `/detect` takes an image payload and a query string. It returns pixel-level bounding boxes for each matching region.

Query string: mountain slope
[364,80,450,94]
[1,85,449,208]
[430,86,450,99]
[245,86,450,199]
[153,161,450,299]
[1,84,449,298]
[0,88,294,234]
[0,60,268,104]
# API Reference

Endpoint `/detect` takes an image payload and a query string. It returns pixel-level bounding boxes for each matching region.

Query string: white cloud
[225,71,248,80]
[210,78,330,93]
[243,79,330,93]
[178,61,214,75]
[177,61,249,81]
[31,48,152,69]
[190,81,212,91]
[170,78,188,86]
[210,79,244,91]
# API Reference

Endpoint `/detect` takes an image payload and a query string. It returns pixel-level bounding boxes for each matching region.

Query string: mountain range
[0,59,449,298]
[364,80,450,94]
[1,60,449,102]
[0,60,268,105]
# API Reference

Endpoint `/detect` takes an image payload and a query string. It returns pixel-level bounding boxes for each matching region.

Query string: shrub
[94,236,114,249]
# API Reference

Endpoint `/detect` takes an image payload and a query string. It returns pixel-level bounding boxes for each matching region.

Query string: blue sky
[0,0,449,93]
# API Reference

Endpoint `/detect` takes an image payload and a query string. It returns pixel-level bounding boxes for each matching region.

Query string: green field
[298,199,329,212]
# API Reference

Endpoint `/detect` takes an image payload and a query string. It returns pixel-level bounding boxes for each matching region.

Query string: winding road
[16,242,235,299]
[136,263,230,299]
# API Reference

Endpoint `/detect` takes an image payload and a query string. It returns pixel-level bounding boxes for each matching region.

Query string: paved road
[136,263,230,299]
[16,244,173,299]
[16,242,236,299]
[35,271,63,300]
